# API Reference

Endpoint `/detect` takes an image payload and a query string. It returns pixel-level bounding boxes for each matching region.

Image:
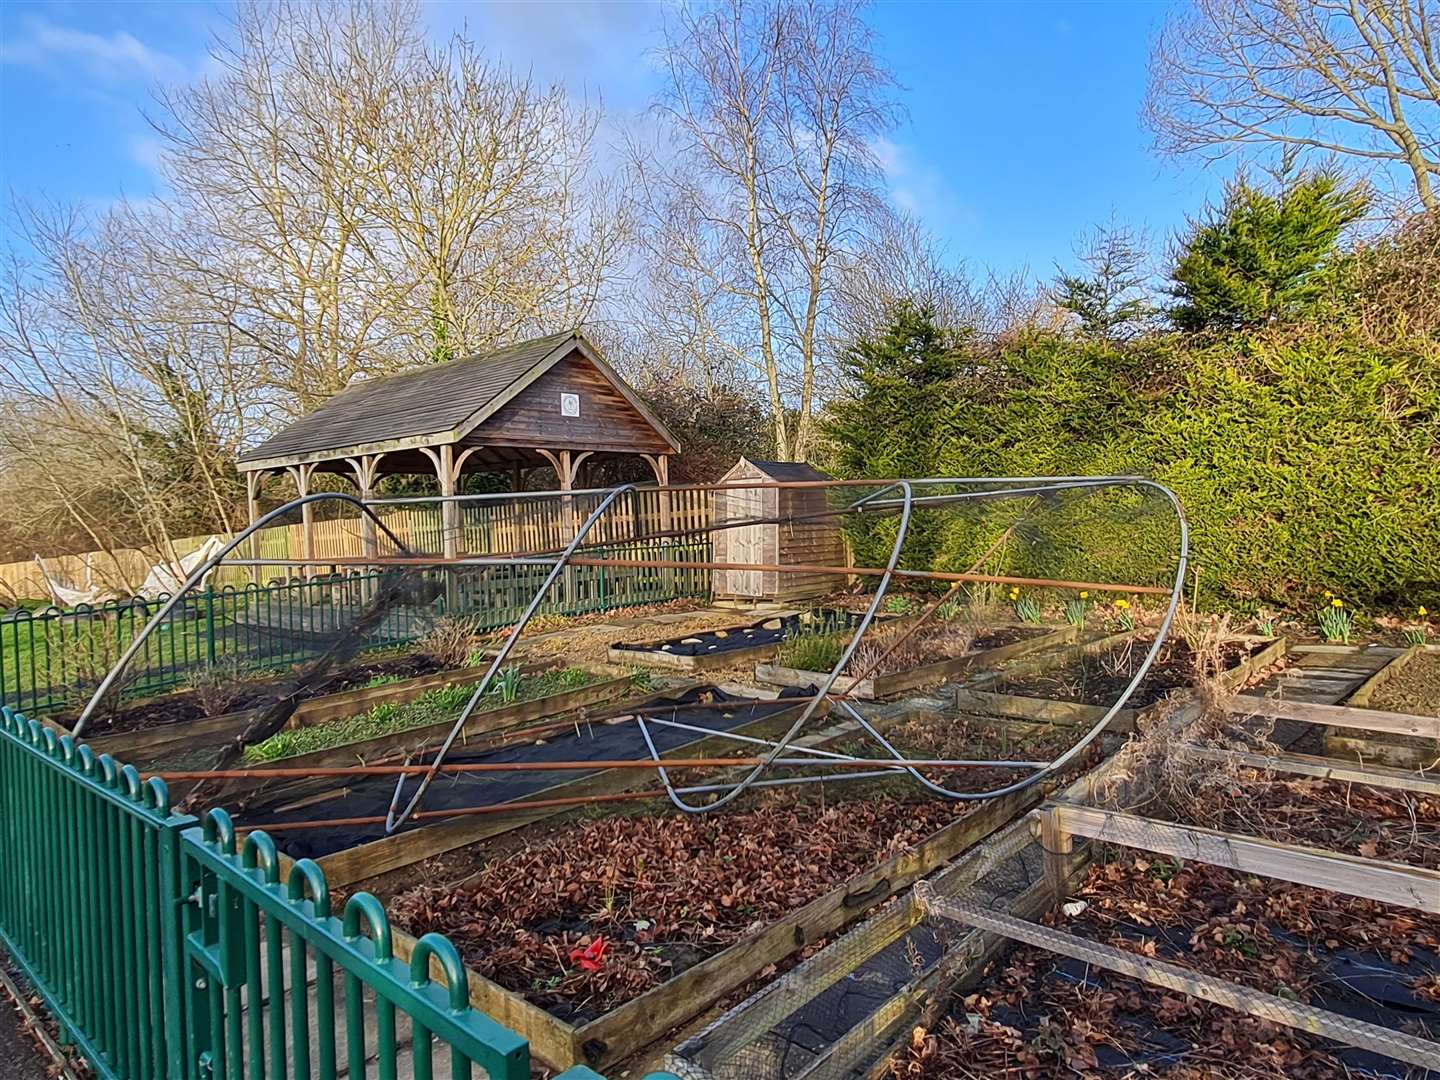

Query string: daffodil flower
[1331,598,1344,608]
[1079,591,1089,600]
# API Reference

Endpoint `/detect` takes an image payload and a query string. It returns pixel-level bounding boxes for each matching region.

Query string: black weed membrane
[232,685,818,859]
[610,609,866,659]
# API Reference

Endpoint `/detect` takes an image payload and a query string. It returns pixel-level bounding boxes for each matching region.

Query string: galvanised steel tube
[835,476,1189,801]
[362,473,1152,505]
[646,480,919,814]
[71,492,410,739]
[382,483,641,833]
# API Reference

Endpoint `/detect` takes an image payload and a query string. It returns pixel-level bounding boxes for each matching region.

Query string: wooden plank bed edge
[1222,694,1440,740]
[1178,743,1440,796]
[1343,645,1422,709]
[1043,801,1440,914]
[570,782,1046,1071]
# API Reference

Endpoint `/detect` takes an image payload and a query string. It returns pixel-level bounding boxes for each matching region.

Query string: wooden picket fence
[1,488,712,604]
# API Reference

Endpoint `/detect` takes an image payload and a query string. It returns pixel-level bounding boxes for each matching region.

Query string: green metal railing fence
[1,538,711,717]
[180,807,531,1080]
[0,707,670,1080]
[0,707,191,1078]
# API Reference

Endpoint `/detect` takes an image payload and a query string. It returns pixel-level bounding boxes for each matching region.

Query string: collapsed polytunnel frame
[72,475,1188,837]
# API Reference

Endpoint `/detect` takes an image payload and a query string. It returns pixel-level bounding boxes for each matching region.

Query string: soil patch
[891,853,1439,1079]
[611,608,864,659]
[881,708,1097,783]
[58,649,448,735]
[1369,653,1440,718]
[389,792,975,1023]
[999,637,1266,708]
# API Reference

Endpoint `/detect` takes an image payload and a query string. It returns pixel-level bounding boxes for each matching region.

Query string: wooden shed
[711,458,846,602]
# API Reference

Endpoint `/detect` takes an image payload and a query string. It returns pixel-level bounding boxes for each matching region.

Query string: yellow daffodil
[1331,598,1344,608]
[1420,606,1429,617]
[1324,590,1333,598]
[1079,591,1089,600]
[1115,599,1130,610]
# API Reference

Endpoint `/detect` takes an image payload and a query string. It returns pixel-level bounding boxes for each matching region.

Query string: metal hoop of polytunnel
[72,474,1188,835]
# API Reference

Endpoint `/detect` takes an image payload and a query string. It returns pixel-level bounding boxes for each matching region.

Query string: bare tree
[0,206,254,576]
[363,33,629,363]
[154,0,624,414]
[1146,0,1440,211]
[831,211,990,345]
[633,0,899,460]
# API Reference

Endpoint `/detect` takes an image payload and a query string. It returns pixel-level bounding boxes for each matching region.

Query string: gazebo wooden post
[345,453,385,602]
[244,470,264,585]
[285,463,317,580]
[422,444,482,612]
[537,448,592,606]
[344,453,386,561]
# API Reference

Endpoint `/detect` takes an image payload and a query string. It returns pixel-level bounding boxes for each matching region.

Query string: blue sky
[0,0,1224,279]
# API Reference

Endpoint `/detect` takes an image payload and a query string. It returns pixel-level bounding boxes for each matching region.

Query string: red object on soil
[569,937,608,972]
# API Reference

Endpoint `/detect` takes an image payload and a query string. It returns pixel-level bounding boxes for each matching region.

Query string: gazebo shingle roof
[238,330,580,465]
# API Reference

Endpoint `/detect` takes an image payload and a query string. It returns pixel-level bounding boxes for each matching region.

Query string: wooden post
[344,453,385,561]
[641,453,675,594]
[1031,807,1074,909]
[245,470,263,585]
[285,463,316,580]
[421,444,483,610]
[537,449,593,607]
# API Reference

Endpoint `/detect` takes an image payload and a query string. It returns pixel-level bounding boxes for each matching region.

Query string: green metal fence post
[204,589,218,668]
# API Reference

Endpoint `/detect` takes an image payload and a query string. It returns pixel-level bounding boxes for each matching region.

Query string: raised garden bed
[389,781,1046,1072]
[82,657,551,764]
[953,634,1286,734]
[875,707,1100,789]
[59,648,449,736]
[159,667,648,809]
[891,850,1440,1079]
[608,609,866,672]
[755,622,1072,700]
[237,686,828,887]
[1328,646,1440,770]
[241,665,627,765]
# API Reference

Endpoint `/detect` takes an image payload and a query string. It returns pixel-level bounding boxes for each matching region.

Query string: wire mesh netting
[668,818,1048,1080]
[59,477,1187,817]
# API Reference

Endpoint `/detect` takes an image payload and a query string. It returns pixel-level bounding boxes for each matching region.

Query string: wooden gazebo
[236,330,679,564]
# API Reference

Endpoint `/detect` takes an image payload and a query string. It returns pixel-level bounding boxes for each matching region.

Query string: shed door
[724,488,766,597]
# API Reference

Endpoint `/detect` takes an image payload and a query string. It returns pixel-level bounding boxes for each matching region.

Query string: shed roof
[237,330,677,471]
[720,457,832,483]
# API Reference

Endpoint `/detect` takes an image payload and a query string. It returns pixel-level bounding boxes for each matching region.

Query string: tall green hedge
[826,324,1440,612]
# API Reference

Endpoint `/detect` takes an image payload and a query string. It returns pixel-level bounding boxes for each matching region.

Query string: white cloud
[426,0,663,110]
[1,15,186,84]
[872,135,978,232]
